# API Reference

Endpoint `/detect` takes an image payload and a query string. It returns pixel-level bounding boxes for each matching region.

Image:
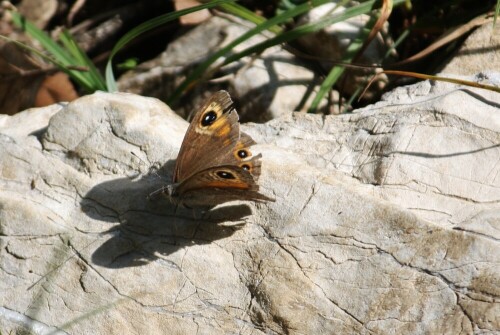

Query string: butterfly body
[162,91,274,208]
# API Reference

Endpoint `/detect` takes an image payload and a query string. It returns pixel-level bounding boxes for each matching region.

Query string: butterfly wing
[169,90,272,207]
[173,91,241,182]
[172,165,274,207]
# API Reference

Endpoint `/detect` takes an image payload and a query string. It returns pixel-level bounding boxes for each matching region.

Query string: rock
[1,74,499,333]
[294,2,396,100]
[17,0,58,29]
[118,15,330,121]
[442,20,500,75]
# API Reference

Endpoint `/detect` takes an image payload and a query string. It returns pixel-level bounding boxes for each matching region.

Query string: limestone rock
[442,21,500,75]
[1,74,499,334]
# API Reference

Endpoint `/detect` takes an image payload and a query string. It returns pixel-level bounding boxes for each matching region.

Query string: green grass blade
[219,3,283,34]
[167,0,334,105]
[59,29,107,91]
[386,28,409,59]
[219,0,406,112]
[10,11,74,65]
[308,38,364,113]
[0,34,67,69]
[105,0,236,92]
[307,26,367,113]
[308,3,391,112]
[494,0,500,27]
[223,0,404,65]
[10,11,105,92]
[57,32,96,91]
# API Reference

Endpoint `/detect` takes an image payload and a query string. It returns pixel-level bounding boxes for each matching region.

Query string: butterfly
[153,91,274,208]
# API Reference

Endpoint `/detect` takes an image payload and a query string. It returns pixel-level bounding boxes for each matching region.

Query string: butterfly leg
[148,186,166,200]
[174,202,181,216]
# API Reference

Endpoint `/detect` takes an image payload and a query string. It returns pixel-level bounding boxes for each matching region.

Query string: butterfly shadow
[80,159,252,269]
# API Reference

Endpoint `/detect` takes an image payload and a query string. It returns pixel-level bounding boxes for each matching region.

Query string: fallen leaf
[174,0,211,25]
[0,41,78,115]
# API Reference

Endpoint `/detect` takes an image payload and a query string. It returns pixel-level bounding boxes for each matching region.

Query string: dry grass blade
[354,0,393,61]
[360,70,500,100]
[394,14,494,66]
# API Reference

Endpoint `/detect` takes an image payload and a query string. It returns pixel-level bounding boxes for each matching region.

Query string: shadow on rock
[81,159,252,268]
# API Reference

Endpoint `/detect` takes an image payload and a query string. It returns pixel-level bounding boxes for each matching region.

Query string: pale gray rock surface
[442,21,500,75]
[1,74,499,334]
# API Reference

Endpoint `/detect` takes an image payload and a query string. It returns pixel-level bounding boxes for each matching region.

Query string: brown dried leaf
[0,41,78,115]
[35,72,78,107]
[174,0,211,25]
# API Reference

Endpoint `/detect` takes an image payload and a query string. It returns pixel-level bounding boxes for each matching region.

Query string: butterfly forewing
[173,91,241,182]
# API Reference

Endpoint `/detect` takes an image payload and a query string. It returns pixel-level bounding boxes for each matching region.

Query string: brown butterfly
[153,90,274,208]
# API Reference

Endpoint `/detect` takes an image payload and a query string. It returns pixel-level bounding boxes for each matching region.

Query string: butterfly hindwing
[174,165,273,207]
